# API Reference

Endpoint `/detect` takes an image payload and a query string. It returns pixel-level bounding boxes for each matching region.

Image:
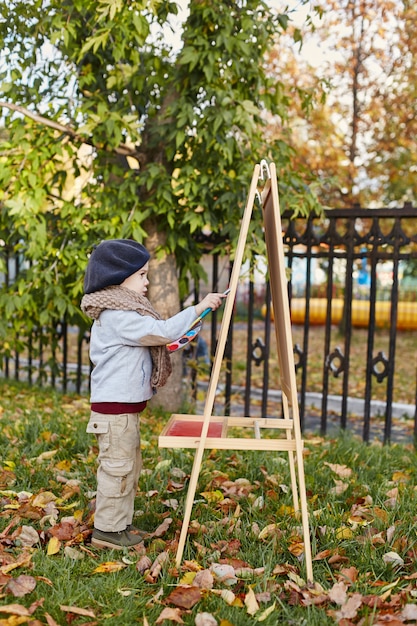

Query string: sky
[162,0,327,67]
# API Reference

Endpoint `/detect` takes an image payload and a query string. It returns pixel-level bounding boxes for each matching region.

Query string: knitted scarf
[81,285,172,389]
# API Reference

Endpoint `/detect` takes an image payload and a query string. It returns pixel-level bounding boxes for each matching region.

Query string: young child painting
[81,239,225,550]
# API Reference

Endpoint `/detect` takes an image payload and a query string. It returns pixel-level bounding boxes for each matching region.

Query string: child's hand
[195,292,228,317]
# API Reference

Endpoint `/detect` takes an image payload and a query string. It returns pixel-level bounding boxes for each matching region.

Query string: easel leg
[175,445,205,567]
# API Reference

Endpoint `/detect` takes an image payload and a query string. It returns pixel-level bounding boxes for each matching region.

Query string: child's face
[121,262,150,295]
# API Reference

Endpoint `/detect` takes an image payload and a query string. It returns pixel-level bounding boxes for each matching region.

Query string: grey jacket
[89,307,198,402]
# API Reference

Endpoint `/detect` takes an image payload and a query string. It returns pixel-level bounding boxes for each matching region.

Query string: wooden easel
[159,162,313,582]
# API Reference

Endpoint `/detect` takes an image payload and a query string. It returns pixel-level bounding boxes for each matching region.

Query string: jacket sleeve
[102,307,199,347]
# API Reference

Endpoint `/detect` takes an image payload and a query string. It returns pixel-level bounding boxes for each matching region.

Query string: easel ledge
[159,413,299,450]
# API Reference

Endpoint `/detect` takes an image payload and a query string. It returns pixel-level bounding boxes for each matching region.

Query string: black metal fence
[2,205,417,443]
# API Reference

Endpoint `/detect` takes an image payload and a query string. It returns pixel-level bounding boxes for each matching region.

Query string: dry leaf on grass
[15,525,39,547]
[244,587,260,616]
[324,462,352,478]
[92,561,127,574]
[166,585,202,609]
[195,612,218,626]
[193,569,214,589]
[46,536,61,555]
[402,603,417,620]
[6,574,37,597]
[59,605,96,618]
[328,581,348,605]
[0,603,32,617]
[155,607,184,624]
[334,592,363,621]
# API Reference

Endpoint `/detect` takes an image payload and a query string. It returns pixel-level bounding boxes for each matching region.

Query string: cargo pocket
[86,419,109,435]
[87,417,110,454]
[98,458,134,498]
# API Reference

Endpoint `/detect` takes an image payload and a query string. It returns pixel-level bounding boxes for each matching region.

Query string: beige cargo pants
[87,411,142,532]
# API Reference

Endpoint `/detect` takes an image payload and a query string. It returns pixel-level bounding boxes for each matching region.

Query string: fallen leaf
[193,570,214,590]
[59,605,96,618]
[0,603,31,616]
[46,536,61,556]
[335,526,353,540]
[45,612,60,626]
[313,549,332,561]
[16,525,40,547]
[324,462,352,478]
[6,575,37,597]
[1,551,33,574]
[161,499,179,510]
[155,607,184,624]
[195,612,217,626]
[382,551,404,567]
[36,450,58,463]
[92,561,127,574]
[64,546,85,560]
[334,593,363,620]
[392,471,410,483]
[244,587,259,616]
[328,581,348,605]
[49,521,77,541]
[338,567,358,584]
[330,480,349,495]
[200,490,224,503]
[257,602,276,622]
[55,459,71,472]
[288,540,305,557]
[136,555,152,574]
[166,585,202,609]
[258,523,280,540]
[151,518,172,538]
[211,589,236,605]
[402,603,417,620]
[209,564,237,586]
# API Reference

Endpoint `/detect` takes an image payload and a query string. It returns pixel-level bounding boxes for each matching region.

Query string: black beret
[84,239,150,294]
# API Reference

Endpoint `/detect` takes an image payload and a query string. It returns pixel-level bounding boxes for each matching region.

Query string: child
[81,239,226,550]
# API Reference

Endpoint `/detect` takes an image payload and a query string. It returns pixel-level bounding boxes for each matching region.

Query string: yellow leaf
[93,561,127,574]
[36,450,58,463]
[258,523,279,540]
[32,492,57,508]
[55,501,79,510]
[392,471,410,483]
[200,490,224,503]
[288,540,305,556]
[257,601,276,621]
[47,536,61,556]
[278,504,294,516]
[288,571,306,587]
[55,460,71,472]
[3,460,16,470]
[348,515,371,527]
[179,571,196,585]
[335,526,353,540]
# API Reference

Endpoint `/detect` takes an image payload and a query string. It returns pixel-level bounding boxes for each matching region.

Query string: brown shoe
[91,528,143,550]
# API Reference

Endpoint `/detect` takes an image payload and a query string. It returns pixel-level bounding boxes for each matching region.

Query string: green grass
[1,380,417,625]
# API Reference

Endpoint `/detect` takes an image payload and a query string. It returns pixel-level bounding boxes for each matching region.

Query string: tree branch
[0,100,143,161]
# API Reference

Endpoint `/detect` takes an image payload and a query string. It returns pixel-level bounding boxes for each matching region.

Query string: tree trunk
[145,222,185,412]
